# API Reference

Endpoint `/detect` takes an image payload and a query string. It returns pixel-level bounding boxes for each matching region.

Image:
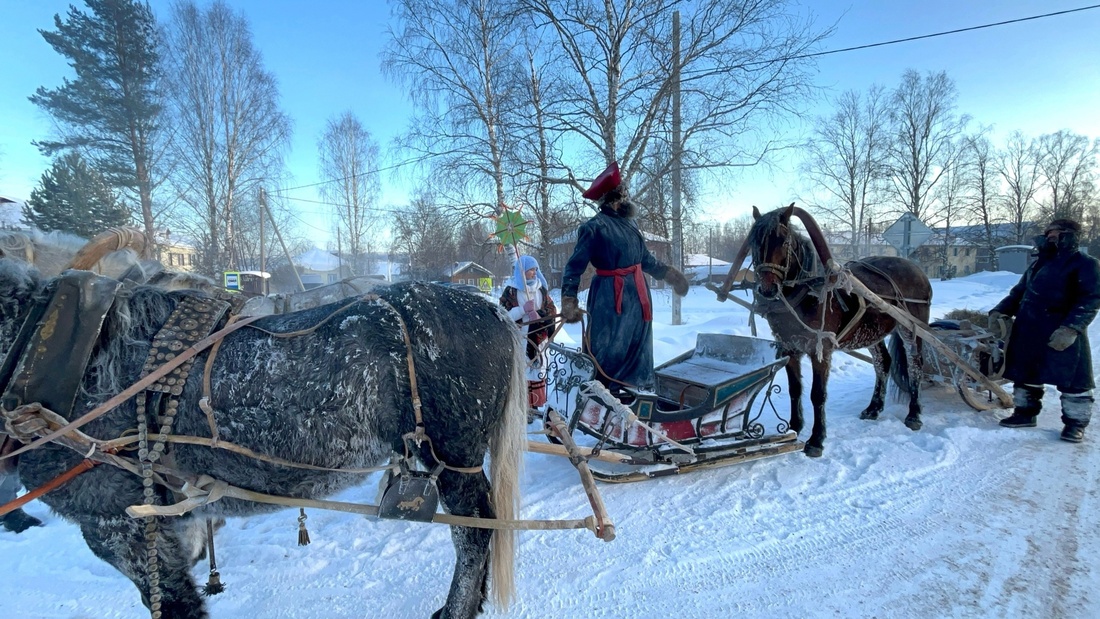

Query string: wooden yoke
[711,225,755,303]
[66,227,150,271]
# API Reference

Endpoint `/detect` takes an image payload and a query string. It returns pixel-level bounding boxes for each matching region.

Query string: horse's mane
[747,211,825,281]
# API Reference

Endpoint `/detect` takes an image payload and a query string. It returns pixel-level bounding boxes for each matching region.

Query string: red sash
[595,263,651,322]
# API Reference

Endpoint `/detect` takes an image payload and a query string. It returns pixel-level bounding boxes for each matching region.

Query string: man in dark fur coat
[560,161,689,391]
[989,218,1100,442]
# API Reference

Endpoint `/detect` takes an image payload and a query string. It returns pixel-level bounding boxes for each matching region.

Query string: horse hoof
[904,417,923,431]
[859,410,879,420]
[803,444,823,458]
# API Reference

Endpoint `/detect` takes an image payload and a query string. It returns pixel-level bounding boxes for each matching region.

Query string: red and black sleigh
[531,334,802,482]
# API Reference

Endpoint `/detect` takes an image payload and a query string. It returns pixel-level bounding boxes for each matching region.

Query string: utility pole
[261,191,305,292]
[259,188,267,295]
[670,10,683,326]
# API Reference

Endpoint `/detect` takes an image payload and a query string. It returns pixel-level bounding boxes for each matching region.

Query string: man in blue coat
[560,162,688,391]
[989,218,1100,442]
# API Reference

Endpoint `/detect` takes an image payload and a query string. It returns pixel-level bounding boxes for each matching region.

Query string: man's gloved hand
[561,297,583,323]
[664,266,689,296]
[523,299,540,322]
[988,310,1010,339]
[1048,326,1078,351]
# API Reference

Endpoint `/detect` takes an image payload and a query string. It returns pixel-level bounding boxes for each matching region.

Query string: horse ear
[752,206,761,220]
[782,203,795,221]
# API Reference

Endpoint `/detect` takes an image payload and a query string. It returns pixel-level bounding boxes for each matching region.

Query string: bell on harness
[378,457,444,522]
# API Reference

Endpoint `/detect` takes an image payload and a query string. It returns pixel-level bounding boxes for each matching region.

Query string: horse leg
[902,329,924,431]
[783,350,805,435]
[433,468,494,619]
[804,352,832,458]
[80,516,208,619]
[859,340,891,420]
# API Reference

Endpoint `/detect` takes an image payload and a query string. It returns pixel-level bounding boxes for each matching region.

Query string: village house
[444,261,494,292]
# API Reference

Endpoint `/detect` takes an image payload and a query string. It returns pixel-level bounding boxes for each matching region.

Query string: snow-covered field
[5,271,1099,618]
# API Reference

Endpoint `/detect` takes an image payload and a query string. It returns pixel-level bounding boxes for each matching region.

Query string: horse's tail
[887,330,916,401]
[489,325,526,608]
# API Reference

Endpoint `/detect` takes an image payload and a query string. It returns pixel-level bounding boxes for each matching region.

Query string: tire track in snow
[612,428,1026,617]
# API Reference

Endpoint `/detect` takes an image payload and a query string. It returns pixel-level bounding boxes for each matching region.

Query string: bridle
[754,224,797,299]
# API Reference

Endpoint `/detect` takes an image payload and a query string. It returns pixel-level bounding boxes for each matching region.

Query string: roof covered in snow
[0,195,27,230]
[294,247,341,271]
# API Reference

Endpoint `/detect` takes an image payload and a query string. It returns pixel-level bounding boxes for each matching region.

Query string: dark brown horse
[720,205,933,457]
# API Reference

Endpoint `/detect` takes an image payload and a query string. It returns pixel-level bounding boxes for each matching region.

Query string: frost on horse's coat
[0,260,526,619]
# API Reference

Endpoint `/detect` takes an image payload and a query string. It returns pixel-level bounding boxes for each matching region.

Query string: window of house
[953,247,958,257]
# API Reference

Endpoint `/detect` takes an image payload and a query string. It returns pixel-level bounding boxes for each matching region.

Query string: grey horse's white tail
[489,325,527,608]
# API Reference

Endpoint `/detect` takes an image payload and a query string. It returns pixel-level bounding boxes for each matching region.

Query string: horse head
[750,204,798,299]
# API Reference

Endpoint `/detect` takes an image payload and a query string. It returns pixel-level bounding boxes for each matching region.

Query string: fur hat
[1046,218,1081,234]
[582,161,621,200]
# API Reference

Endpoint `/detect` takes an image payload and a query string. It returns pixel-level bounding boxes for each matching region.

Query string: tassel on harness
[297,508,311,546]
[202,518,225,596]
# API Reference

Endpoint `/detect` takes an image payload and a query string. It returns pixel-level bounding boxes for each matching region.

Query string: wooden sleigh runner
[530,334,803,483]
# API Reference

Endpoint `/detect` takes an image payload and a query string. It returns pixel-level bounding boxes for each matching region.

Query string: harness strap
[2,313,266,461]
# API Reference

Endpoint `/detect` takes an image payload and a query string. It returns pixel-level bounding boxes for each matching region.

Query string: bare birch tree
[799,86,889,258]
[885,69,970,222]
[961,132,1001,267]
[162,0,291,275]
[317,112,381,276]
[520,0,824,201]
[392,193,459,280]
[1035,130,1099,222]
[997,131,1041,244]
[382,0,523,217]
[929,137,970,277]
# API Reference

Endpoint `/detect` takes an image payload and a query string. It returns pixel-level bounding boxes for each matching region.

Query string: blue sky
[1,0,1098,236]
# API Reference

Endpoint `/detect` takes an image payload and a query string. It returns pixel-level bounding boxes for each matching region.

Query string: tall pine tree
[30,0,162,244]
[23,153,130,238]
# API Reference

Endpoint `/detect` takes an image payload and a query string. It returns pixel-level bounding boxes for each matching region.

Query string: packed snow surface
[4,271,1099,618]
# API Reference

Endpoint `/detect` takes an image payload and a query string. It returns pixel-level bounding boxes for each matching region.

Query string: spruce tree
[23,153,130,238]
[30,0,162,244]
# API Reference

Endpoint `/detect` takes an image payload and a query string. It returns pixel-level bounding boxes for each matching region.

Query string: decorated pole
[490,204,538,312]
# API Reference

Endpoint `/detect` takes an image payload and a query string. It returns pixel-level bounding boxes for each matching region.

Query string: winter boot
[1059,391,1093,443]
[1,508,44,533]
[1000,384,1043,428]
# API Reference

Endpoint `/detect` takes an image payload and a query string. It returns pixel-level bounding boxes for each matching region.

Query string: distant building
[994,245,1036,274]
[683,253,747,286]
[158,238,199,271]
[0,195,28,230]
[294,248,351,289]
[444,261,494,291]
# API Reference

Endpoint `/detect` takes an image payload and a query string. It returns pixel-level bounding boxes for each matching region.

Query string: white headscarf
[513,255,548,291]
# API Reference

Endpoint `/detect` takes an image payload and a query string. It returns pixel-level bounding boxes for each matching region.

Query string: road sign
[882,213,933,257]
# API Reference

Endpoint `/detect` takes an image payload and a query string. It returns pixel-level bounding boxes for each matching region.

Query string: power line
[779,4,1100,64]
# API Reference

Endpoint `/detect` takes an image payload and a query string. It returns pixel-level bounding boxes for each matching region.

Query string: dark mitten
[664,266,689,296]
[561,297,583,323]
[1048,326,1078,351]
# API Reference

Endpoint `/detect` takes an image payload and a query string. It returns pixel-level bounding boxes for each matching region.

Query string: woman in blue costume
[560,162,688,391]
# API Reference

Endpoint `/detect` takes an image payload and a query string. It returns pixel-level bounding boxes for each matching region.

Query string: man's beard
[1038,239,1058,258]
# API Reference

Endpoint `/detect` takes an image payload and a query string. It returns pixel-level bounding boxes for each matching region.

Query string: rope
[125,473,601,534]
